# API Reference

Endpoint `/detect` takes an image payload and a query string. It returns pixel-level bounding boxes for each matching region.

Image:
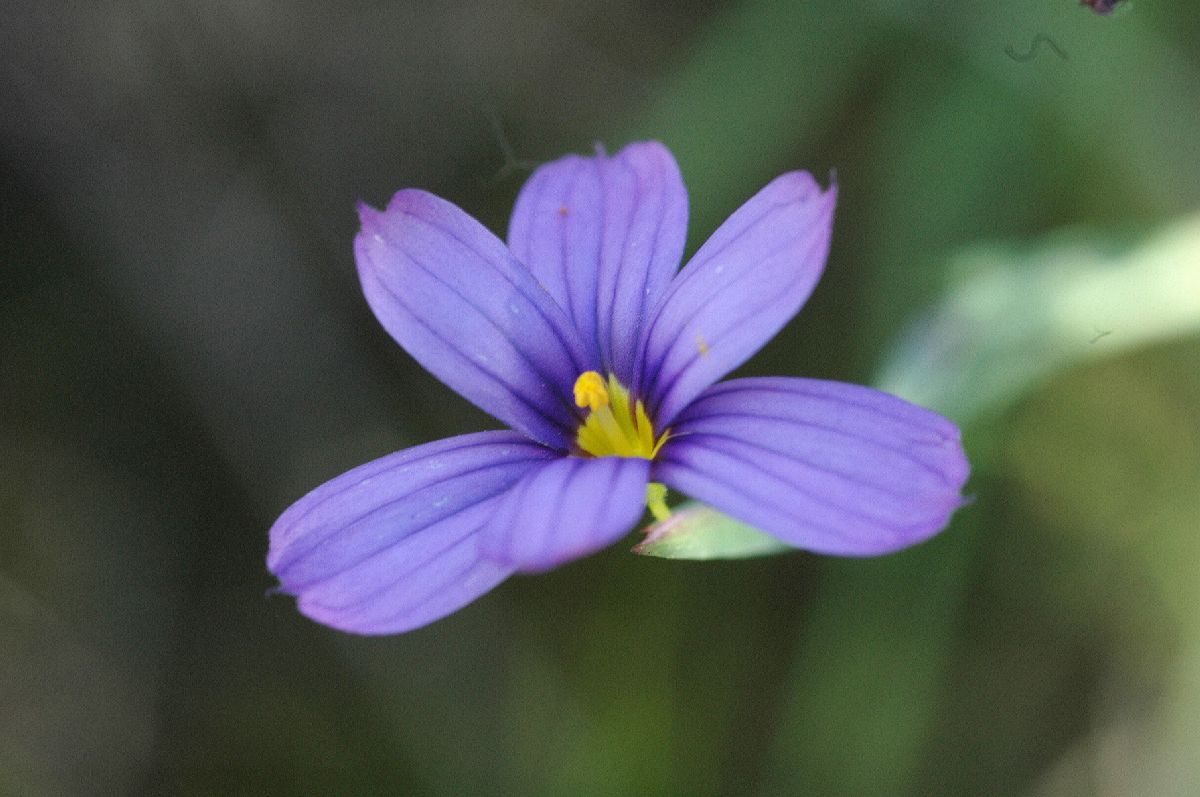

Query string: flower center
[572,371,669,460]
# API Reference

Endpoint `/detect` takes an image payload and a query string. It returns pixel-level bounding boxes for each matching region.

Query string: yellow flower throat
[572,371,669,460]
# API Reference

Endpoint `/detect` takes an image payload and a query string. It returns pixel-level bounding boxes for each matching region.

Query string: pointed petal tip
[825,176,839,209]
[354,191,424,253]
[776,168,838,206]
[564,139,676,167]
[357,189,442,227]
[355,199,382,228]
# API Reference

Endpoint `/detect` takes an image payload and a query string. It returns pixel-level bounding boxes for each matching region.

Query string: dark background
[4,1,1200,795]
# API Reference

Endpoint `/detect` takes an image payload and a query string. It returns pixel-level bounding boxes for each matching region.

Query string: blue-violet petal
[508,142,688,382]
[638,172,836,427]
[356,191,592,451]
[269,431,557,634]
[480,455,651,572]
[654,377,969,556]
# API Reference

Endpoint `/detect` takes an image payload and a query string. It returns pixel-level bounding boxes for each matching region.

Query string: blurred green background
[3,1,1199,794]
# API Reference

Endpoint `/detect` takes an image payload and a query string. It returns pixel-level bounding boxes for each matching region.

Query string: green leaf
[876,212,1200,424]
[633,501,793,560]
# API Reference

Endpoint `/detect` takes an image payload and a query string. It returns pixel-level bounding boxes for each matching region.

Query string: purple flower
[268,142,970,635]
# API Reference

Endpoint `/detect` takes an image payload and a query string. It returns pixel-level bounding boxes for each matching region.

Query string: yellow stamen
[573,370,610,411]
[572,371,669,460]
[645,482,671,522]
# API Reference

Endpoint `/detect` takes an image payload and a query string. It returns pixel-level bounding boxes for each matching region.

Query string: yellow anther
[573,370,610,411]
[572,371,669,460]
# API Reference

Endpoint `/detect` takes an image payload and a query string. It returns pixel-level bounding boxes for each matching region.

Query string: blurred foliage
[2,1,1199,795]
[878,212,1200,427]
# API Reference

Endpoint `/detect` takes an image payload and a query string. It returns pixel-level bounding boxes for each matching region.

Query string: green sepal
[633,501,793,560]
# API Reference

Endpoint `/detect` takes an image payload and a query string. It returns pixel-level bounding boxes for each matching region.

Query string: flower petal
[507,142,688,381]
[480,455,651,573]
[654,378,969,556]
[638,172,836,427]
[356,191,593,451]
[268,431,557,634]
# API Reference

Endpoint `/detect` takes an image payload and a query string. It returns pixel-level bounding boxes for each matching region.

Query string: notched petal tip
[353,202,392,259]
[356,190,452,234]
[588,139,675,162]
[772,167,827,196]
[770,170,839,224]
[779,169,821,196]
